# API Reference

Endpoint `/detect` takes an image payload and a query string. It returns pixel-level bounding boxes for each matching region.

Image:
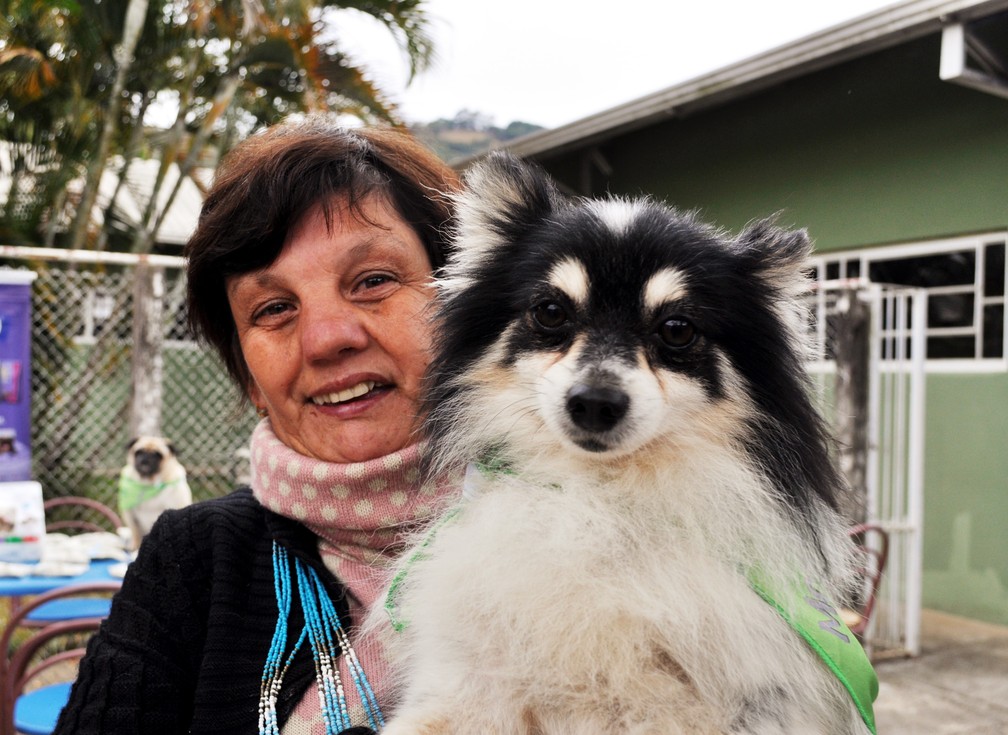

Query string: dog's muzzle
[133,449,164,478]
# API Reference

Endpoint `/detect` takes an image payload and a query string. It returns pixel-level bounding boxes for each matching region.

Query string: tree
[1,0,437,251]
[0,0,104,243]
[66,0,149,251]
[126,0,426,254]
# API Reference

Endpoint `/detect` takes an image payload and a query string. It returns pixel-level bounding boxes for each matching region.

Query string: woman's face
[226,194,435,463]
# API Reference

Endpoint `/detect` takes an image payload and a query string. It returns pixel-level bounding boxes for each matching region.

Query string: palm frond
[320,0,435,80]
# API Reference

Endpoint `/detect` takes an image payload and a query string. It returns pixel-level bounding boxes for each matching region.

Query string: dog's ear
[126,437,138,451]
[735,217,812,298]
[166,441,178,457]
[450,152,563,271]
[735,218,814,342]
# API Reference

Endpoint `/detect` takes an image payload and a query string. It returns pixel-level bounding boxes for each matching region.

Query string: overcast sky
[336,0,902,129]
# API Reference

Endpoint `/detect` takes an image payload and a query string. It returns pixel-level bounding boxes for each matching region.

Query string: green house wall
[537,32,1008,625]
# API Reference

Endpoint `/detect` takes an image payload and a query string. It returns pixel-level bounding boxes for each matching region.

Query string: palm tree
[131,0,436,254]
[0,0,104,243]
[1,0,438,251]
[66,0,150,250]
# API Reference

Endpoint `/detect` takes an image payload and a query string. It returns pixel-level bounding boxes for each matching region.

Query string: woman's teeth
[312,381,377,406]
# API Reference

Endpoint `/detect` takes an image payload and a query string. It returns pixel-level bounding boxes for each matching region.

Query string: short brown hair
[184,117,460,397]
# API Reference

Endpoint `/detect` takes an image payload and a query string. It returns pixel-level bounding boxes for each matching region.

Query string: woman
[54,117,461,735]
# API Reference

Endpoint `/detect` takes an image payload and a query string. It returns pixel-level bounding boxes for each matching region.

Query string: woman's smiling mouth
[310,381,384,406]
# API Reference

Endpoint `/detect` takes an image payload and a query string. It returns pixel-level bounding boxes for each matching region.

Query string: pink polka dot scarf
[249,418,460,733]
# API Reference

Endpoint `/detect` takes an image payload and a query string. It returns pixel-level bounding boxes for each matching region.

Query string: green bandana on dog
[748,570,878,734]
[117,471,183,510]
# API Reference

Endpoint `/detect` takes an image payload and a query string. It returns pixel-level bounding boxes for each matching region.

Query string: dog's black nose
[566,384,629,432]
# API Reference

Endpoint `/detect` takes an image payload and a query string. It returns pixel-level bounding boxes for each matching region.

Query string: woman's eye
[354,273,399,297]
[531,301,569,330]
[253,301,292,322]
[361,274,393,289]
[657,317,696,348]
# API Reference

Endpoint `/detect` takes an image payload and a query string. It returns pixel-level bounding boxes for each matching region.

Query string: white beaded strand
[259,542,384,735]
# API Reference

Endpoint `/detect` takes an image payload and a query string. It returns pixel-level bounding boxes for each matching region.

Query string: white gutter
[500,0,1008,161]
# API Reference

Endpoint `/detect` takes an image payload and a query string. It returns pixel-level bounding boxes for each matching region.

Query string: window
[810,233,1007,367]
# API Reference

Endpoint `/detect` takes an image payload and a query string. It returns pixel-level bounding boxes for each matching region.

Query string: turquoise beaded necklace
[259,542,385,735]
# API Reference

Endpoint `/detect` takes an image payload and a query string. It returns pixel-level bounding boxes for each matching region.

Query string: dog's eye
[657,317,696,348]
[531,301,569,330]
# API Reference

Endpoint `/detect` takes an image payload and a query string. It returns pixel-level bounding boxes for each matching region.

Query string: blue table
[0,558,123,597]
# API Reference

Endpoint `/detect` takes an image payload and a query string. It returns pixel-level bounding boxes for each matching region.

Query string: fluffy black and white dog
[379,153,873,734]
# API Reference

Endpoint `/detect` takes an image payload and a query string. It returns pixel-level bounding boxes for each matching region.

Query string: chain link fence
[1,247,258,508]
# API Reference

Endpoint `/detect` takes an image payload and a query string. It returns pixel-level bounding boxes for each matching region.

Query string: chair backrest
[845,522,890,638]
[0,582,120,735]
[3,619,103,735]
[43,497,123,535]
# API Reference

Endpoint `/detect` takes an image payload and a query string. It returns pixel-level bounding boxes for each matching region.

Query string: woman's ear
[248,380,266,413]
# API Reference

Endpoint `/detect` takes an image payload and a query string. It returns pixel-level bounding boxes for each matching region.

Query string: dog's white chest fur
[381,466,866,735]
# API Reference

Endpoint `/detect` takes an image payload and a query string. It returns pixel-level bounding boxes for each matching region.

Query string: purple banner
[0,271,36,483]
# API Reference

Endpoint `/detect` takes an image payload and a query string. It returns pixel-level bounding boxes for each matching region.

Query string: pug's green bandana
[118,471,183,510]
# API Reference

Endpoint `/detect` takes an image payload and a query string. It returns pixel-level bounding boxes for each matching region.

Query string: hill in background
[410,109,544,164]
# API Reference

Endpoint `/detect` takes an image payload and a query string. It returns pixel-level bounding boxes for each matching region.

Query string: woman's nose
[300,299,370,361]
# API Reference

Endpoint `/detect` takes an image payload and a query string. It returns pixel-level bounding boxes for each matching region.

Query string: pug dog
[118,436,192,549]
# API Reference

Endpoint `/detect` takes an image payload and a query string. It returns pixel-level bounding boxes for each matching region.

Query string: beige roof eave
[495,0,1008,162]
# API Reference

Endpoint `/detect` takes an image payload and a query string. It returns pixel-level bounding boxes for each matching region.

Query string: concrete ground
[873,608,1008,734]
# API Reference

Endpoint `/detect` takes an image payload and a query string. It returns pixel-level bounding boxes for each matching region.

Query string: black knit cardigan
[53,488,352,734]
